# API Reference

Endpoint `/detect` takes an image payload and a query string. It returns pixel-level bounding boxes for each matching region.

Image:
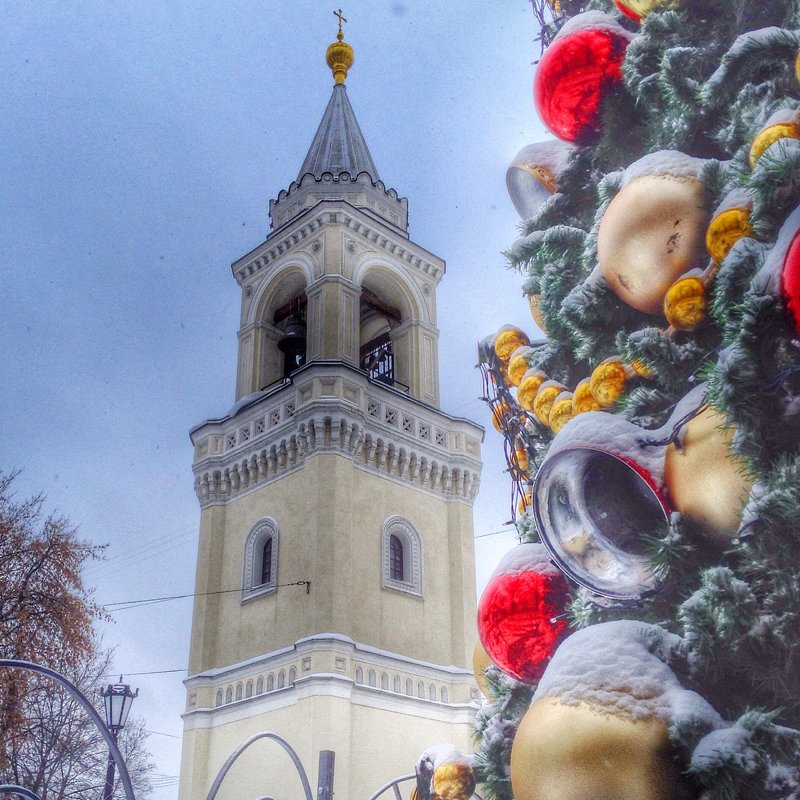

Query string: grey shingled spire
[297,84,380,182]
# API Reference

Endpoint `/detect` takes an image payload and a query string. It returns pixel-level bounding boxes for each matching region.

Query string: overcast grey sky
[1,1,546,795]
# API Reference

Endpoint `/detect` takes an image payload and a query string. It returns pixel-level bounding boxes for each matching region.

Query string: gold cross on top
[333,8,347,37]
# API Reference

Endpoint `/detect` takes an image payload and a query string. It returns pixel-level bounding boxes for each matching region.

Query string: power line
[474,527,516,539]
[102,580,311,611]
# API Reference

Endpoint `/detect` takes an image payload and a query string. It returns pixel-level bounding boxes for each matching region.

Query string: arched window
[428,684,436,701]
[225,687,233,704]
[417,681,425,699]
[381,673,389,691]
[245,680,253,698]
[288,667,296,685]
[440,686,448,703]
[381,516,423,596]
[389,535,404,581]
[215,690,223,707]
[368,669,377,688]
[235,683,243,701]
[405,678,413,696]
[256,677,264,694]
[277,670,286,689]
[242,518,279,601]
[355,666,364,684]
[267,674,275,692]
[393,675,402,693]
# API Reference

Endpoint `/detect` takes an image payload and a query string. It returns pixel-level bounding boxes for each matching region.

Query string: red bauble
[534,13,633,145]
[781,225,800,333]
[477,544,571,684]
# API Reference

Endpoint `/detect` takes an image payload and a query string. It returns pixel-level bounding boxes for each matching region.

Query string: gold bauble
[508,346,534,386]
[749,121,800,168]
[706,207,752,264]
[494,326,530,363]
[665,406,753,542]
[510,697,691,800]
[517,369,548,412]
[512,444,530,478]
[664,275,707,331]
[473,639,495,699]
[549,391,575,433]
[528,294,546,333]
[590,358,628,407]
[534,381,567,426]
[491,400,513,433]
[433,763,476,800]
[615,0,675,21]
[518,485,533,516]
[598,174,709,315]
[573,378,601,414]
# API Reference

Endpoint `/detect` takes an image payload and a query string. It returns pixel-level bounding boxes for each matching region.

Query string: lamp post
[100,676,138,800]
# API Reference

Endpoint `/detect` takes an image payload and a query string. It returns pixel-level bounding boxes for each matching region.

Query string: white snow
[533,620,724,728]
[488,542,560,581]
[622,150,706,185]
[553,10,637,43]
[509,141,574,178]
[691,726,757,771]
[759,106,800,130]
[713,187,755,216]
[417,743,473,769]
[547,409,667,489]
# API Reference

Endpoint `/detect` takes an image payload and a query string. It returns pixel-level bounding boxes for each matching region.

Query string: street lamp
[100,676,138,800]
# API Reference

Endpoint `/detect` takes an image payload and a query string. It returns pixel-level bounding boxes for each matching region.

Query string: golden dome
[326,10,354,84]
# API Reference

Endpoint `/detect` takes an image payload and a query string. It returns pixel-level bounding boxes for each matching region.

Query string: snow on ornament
[534,12,635,145]
[506,141,574,220]
[596,151,710,316]
[510,620,723,800]
[749,106,800,168]
[477,543,571,684]
[416,745,476,800]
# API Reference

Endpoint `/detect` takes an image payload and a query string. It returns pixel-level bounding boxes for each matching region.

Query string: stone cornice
[190,363,482,509]
[231,200,444,288]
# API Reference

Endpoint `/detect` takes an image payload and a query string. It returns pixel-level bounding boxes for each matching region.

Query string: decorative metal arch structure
[0,659,136,800]
[0,785,43,800]
[204,731,314,800]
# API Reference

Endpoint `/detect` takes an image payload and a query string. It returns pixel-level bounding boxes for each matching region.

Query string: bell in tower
[277,312,307,378]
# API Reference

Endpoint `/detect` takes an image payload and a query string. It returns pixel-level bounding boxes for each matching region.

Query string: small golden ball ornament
[590,358,629,406]
[517,369,548,412]
[433,763,476,800]
[510,696,690,800]
[549,391,576,433]
[473,639,495,699]
[513,443,530,475]
[706,207,752,264]
[534,381,568,426]
[749,111,800,168]
[518,484,534,516]
[528,294,547,332]
[664,405,753,543]
[598,167,709,315]
[508,346,535,386]
[664,272,708,331]
[494,326,531,363]
[491,399,514,433]
[572,378,601,414]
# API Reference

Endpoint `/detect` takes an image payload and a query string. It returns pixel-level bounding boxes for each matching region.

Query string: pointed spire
[296,12,379,182]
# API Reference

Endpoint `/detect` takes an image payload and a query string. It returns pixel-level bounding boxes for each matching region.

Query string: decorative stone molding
[381,516,423,597]
[191,364,482,509]
[241,518,280,602]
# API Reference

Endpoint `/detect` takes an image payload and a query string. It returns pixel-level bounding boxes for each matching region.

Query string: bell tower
[178,20,483,800]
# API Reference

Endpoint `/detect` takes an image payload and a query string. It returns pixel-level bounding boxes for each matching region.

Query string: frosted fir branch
[700,27,800,112]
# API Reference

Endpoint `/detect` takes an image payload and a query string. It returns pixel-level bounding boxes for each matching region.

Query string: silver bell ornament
[506,141,574,220]
[533,385,752,601]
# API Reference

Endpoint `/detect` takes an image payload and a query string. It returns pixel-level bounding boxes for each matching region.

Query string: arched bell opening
[359,288,401,388]
[274,295,308,379]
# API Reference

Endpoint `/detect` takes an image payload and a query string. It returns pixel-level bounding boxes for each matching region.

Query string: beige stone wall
[178,677,478,800]
[188,449,477,675]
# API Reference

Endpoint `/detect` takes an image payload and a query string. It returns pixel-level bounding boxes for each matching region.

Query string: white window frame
[242,517,280,602]
[381,515,423,597]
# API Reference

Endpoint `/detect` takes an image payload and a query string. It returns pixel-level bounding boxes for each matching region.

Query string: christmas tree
[474,1,800,798]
